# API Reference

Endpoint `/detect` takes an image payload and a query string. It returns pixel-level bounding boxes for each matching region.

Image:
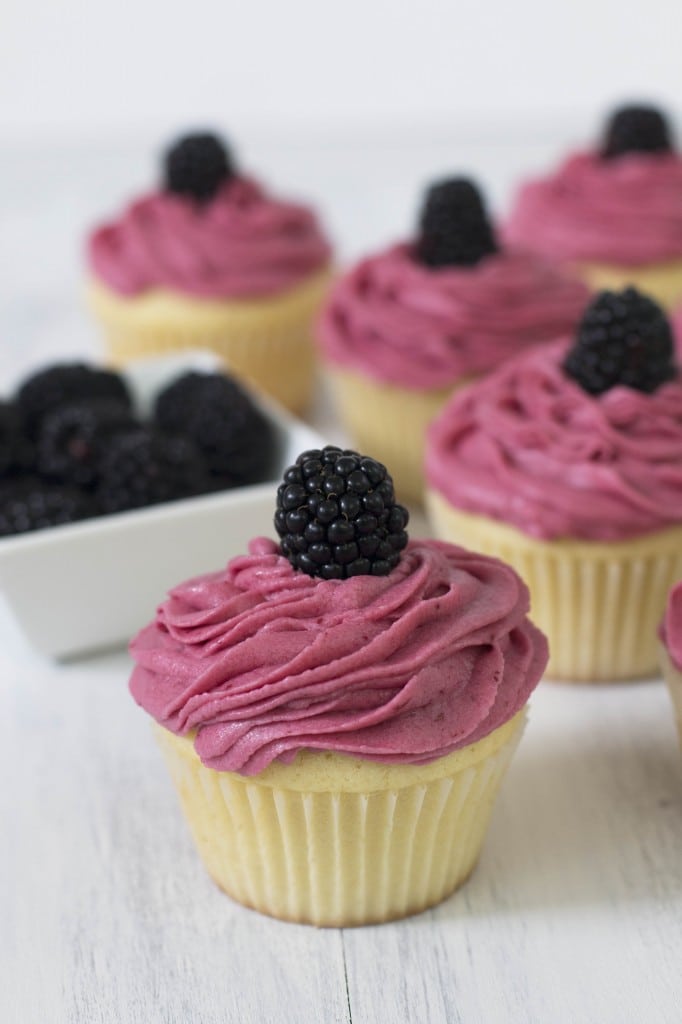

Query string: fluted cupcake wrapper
[575,258,682,311]
[154,710,525,927]
[87,268,332,414]
[326,369,462,505]
[659,645,682,749]
[427,491,682,682]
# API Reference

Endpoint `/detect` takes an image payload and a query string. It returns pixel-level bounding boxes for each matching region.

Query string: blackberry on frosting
[416,178,498,269]
[601,104,673,160]
[275,446,409,579]
[563,287,676,395]
[164,132,234,202]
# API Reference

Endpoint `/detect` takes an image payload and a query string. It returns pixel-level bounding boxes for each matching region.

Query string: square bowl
[0,352,326,659]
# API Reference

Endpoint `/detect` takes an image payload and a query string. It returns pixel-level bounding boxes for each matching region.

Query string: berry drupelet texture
[563,287,677,395]
[17,364,131,440]
[0,478,96,536]
[274,447,409,579]
[0,401,34,477]
[601,105,673,159]
[37,399,137,489]
[154,372,276,488]
[416,177,498,269]
[164,132,234,202]
[97,429,210,514]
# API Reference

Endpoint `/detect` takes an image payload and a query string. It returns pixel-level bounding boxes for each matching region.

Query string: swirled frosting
[426,340,682,541]
[88,176,331,299]
[506,151,682,266]
[129,537,547,776]
[662,582,682,670]
[318,243,588,389]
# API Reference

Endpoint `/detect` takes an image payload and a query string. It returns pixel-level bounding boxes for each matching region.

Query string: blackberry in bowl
[0,353,317,658]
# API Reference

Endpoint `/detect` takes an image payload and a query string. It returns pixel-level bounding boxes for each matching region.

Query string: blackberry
[601,104,673,159]
[563,287,676,395]
[0,401,34,477]
[97,428,210,514]
[17,364,131,439]
[0,478,95,536]
[37,399,137,489]
[274,447,409,579]
[153,372,276,488]
[415,177,498,269]
[164,132,234,202]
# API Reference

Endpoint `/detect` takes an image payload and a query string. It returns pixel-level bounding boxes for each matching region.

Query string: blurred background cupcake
[317,177,588,503]
[86,131,333,413]
[425,287,682,681]
[507,103,682,309]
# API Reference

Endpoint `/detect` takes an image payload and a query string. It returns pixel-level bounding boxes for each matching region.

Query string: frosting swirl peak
[318,243,588,389]
[129,537,547,775]
[426,340,682,541]
[88,176,331,299]
[506,151,682,265]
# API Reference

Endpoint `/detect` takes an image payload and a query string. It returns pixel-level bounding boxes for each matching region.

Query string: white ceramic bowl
[0,353,326,659]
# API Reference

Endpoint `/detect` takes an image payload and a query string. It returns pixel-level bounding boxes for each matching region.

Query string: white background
[0,0,679,140]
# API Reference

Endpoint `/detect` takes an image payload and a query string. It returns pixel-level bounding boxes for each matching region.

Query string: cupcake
[507,104,682,310]
[87,132,333,413]
[426,287,682,682]
[129,446,548,926]
[318,178,588,503]
[659,582,682,746]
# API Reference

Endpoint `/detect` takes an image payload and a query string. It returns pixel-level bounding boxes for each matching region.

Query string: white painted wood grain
[2,137,682,1024]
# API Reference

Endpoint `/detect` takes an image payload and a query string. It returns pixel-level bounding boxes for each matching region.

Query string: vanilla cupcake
[507,104,682,310]
[426,287,682,682]
[87,132,333,412]
[660,582,682,747]
[317,178,589,502]
[129,446,548,926]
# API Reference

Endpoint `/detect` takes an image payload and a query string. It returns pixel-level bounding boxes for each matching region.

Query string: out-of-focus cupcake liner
[575,258,682,311]
[659,645,682,749]
[427,490,682,682]
[154,710,525,927]
[327,368,460,504]
[87,268,332,414]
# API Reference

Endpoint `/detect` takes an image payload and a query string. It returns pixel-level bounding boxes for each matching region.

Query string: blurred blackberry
[164,132,234,201]
[416,177,498,268]
[563,287,676,395]
[274,446,409,580]
[17,364,131,439]
[0,401,34,477]
[0,477,96,536]
[37,399,137,489]
[97,428,210,514]
[154,372,275,488]
[601,105,673,159]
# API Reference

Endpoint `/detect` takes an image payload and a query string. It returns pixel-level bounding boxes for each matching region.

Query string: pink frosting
[661,582,682,670]
[507,151,682,266]
[129,537,547,776]
[317,243,589,390]
[88,176,331,299]
[426,340,682,541]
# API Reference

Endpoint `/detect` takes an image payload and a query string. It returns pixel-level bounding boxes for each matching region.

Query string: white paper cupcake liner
[427,491,682,681]
[154,710,525,927]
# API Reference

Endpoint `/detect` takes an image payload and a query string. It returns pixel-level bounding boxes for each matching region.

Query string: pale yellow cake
[88,267,332,414]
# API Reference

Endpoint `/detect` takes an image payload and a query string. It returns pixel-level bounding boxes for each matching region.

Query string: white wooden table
[2,132,682,1024]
